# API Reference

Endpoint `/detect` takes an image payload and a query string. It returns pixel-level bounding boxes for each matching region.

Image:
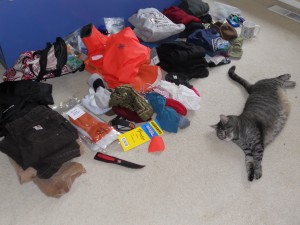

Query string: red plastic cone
[148,136,165,152]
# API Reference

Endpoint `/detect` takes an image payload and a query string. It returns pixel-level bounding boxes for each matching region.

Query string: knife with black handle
[94,152,145,169]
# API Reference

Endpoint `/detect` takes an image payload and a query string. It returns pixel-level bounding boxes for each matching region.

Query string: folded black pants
[0,80,54,137]
[0,105,80,178]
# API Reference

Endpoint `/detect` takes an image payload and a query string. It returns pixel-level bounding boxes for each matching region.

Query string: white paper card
[67,106,85,120]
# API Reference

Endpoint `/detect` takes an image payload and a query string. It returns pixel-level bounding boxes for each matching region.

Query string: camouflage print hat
[109,85,153,121]
[229,37,243,58]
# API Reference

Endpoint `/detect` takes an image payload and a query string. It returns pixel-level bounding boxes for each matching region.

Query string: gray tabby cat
[211,66,296,181]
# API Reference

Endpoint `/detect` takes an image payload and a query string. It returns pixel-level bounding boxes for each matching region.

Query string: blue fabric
[145,92,166,114]
[187,28,230,55]
[146,92,180,133]
[156,106,180,133]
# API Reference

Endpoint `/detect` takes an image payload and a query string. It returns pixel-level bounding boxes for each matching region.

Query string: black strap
[53,37,67,73]
[109,116,135,133]
[36,37,67,82]
[36,43,52,81]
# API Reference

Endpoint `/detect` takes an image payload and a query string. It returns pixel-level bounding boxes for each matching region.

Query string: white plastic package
[65,104,120,151]
[209,1,242,21]
[64,27,88,58]
[104,17,125,34]
[51,96,81,114]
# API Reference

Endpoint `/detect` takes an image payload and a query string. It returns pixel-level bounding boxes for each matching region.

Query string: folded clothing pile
[0,80,85,197]
[0,105,81,179]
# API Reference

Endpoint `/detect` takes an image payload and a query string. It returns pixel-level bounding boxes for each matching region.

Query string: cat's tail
[228,66,252,94]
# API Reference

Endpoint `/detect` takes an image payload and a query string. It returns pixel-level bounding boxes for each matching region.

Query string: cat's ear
[210,124,218,129]
[220,114,229,124]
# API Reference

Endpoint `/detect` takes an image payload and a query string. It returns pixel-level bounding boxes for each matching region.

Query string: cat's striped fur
[211,66,296,181]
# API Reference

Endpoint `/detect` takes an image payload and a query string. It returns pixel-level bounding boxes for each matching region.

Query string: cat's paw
[254,167,262,180]
[247,167,255,181]
[284,81,296,88]
[278,74,291,81]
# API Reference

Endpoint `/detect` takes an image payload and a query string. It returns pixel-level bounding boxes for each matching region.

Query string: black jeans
[0,105,80,178]
[0,80,54,137]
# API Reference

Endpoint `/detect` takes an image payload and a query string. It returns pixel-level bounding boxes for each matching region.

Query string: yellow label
[118,120,163,152]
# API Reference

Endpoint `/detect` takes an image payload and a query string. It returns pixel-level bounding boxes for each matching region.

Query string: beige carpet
[1,1,300,224]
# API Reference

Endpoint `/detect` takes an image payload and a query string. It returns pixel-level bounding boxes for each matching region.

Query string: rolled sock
[9,158,37,184]
[33,162,86,198]
[178,116,190,129]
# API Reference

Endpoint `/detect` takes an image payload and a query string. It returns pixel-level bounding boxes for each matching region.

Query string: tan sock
[9,158,37,184]
[33,161,86,198]
[9,138,86,197]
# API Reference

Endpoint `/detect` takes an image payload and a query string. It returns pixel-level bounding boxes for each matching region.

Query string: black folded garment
[156,41,209,79]
[179,0,210,18]
[0,80,54,136]
[179,22,205,38]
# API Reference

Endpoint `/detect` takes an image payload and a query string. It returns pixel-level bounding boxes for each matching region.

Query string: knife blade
[94,152,145,169]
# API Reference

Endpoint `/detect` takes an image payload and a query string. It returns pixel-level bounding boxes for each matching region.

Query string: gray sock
[178,116,190,129]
